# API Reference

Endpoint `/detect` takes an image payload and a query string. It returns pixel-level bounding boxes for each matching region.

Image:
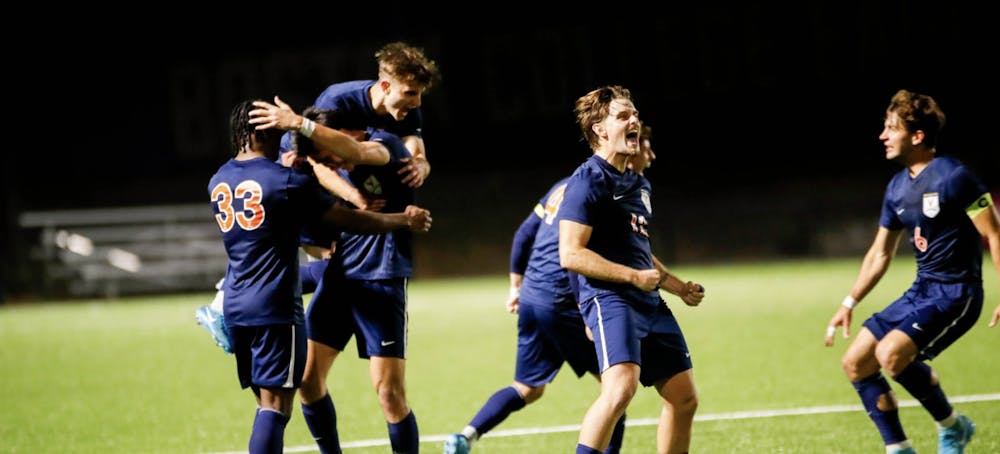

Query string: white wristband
[299,117,316,138]
[842,295,859,309]
[509,287,520,300]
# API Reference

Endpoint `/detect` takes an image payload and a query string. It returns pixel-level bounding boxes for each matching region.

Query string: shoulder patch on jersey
[922,192,940,218]
[966,192,993,219]
[641,189,651,214]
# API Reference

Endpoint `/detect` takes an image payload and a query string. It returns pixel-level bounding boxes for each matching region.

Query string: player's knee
[604,383,638,411]
[664,388,698,417]
[298,377,325,403]
[678,392,698,415]
[375,382,407,409]
[521,385,544,404]
[840,352,874,381]
[874,343,908,376]
[840,354,860,380]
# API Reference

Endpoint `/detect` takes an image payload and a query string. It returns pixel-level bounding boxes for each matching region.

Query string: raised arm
[249,97,389,165]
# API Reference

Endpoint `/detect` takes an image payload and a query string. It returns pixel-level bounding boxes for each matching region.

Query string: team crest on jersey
[641,189,651,214]
[922,192,940,218]
[364,175,382,195]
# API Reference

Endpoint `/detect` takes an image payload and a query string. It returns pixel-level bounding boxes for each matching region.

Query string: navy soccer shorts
[863,280,982,360]
[231,323,307,390]
[514,298,599,387]
[308,277,408,359]
[580,293,692,387]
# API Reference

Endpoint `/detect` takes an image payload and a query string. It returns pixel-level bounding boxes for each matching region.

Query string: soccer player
[293,123,427,454]
[824,89,1000,454]
[197,41,440,354]
[294,41,440,189]
[209,99,431,453]
[558,86,705,454]
[442,125,658,454]
[196,99,394,354]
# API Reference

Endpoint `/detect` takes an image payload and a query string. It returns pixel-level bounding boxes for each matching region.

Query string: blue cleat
[195,305,233,354]
[443,433,469,454]
[939,414,975,454]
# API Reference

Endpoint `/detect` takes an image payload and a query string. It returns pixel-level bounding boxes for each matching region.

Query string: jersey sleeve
[946,165,991,219]
[879,182,903,230]
[510,210,542,274]
[558,173,603,227]
[370,129,410,159]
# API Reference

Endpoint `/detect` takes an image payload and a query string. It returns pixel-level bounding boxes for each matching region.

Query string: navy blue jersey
[297,170,340,248]
[520,177,575,305]
[558,155,658,310]
[208,157,334,327]
[879,157,989,282]
[316,80,422,138]
[278,80,424,154]
[336,130,416,279]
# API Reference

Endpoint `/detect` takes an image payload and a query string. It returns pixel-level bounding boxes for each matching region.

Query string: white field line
[205,393,1000,453]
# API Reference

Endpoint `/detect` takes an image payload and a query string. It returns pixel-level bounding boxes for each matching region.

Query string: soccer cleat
[195,305,233,354]
[443,433,470,454]
[938,414,975,454]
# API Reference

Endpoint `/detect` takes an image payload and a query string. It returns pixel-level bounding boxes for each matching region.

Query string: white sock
[885,440,912,453]
[461,426,479,444]
[210,289,224,313]
[936,411,958,429]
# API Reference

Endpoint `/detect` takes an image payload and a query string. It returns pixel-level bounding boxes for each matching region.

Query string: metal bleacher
[19,204,227,298]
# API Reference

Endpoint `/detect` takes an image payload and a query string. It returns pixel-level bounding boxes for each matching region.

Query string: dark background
[3,4,997,298]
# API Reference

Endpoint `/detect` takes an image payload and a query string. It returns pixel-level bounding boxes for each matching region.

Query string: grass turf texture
[2,257,997,453]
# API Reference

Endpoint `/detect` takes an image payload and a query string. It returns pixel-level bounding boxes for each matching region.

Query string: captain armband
[965,193,994,219]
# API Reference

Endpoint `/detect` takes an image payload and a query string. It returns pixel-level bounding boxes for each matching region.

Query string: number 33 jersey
[209,157,334,326]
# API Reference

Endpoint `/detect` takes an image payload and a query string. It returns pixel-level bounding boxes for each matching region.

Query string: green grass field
[3,257,998,453]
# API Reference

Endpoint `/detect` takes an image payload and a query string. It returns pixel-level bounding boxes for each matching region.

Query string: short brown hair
[376,42,441,91]
[886,89,946,148]
[574,86,633,149]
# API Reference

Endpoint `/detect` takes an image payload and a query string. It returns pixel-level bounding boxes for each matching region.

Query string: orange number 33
[212,181,266,232]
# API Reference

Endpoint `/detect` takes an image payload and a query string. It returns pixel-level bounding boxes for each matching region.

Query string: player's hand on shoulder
[398,157,428,188]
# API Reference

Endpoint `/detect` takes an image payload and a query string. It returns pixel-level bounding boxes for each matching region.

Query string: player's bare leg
[655,369,697,454]
[578,362,638,450]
